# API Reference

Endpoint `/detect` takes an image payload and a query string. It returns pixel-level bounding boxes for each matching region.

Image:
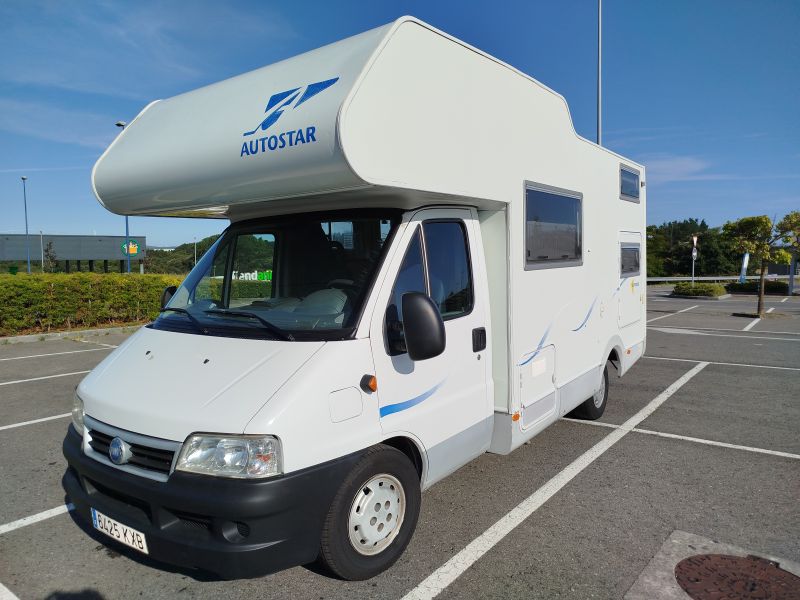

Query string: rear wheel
[318,444,421,580]
[568,363,609,420]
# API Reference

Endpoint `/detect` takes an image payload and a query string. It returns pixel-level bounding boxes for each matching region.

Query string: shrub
[725,280,789,294]
[0,273,184,336]
[672,282,727,297]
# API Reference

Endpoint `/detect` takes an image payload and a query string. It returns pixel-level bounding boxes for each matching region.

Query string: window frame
[523,181,584,271]
[620,242,641,277]
[619,164,641,203]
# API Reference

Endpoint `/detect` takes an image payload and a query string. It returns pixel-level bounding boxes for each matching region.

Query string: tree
[722,212,799,317]
[43,241,59,273]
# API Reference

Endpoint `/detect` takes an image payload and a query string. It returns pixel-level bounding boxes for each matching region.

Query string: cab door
[369,208,492,487]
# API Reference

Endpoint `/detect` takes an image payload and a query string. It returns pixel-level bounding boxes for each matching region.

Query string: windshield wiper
[204,309,295,341]
[159,307,208,335]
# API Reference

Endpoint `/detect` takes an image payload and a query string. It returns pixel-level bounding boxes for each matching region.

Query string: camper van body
[63,17,646,580]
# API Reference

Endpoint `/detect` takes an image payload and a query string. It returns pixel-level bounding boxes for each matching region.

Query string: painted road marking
[647,325,800,336]
[0,347,110,362]
[781,297,788,303]
[767,307,775,314]
[0,581,19,600]
[0,413,70,432]
[646,305,698,324]
[742,317,761,331]
[650,327,800,342]
[73,338,119,349]
[0,504,74,536]
[401,363,708,600]
[0,371,90,387]
[643,355,800,372]
[563,419,800,461]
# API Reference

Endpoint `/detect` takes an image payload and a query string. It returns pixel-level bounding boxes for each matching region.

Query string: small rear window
[621,244,640,276]
[620,166,640,202]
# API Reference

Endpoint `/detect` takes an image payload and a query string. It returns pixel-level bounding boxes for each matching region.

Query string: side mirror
[160,285,177,309]
[401,292,446,361]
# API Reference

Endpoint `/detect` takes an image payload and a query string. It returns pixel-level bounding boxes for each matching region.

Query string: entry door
[369,208,491,485]
[618,231,643,327]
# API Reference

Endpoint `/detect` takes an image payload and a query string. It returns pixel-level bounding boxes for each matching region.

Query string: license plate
[91,508,149,555]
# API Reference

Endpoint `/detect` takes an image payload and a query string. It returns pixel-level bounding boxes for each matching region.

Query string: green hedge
[0,273,184,336]
[725,280,789,294]
[672,282,727,297]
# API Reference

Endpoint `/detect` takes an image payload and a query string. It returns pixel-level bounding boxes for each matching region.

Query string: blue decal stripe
[379,382,443,418]
[295,77,339,108]
[519,324,551,366]
[572,297,598,332]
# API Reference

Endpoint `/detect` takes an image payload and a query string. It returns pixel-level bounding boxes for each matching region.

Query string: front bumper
[62,426,362,579]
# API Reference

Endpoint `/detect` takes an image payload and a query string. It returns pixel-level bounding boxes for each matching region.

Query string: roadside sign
[691,248,698,260]
[121,240,140,257]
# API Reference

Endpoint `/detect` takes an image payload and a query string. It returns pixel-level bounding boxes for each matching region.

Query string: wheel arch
[380,435,425,482]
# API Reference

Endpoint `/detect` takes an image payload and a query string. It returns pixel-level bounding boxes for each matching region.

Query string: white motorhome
[64,16,646,580]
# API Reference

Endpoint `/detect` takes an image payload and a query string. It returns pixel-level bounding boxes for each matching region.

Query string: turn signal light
[360,375,378,393]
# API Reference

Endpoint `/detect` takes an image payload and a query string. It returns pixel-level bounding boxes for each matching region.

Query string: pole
[691,254,695,285]
[194,237,197,266]
[40,231,44,272]
[597,0,602,146]
[125,216,131,273]
[21,177,31,274]
[790,249,796,296]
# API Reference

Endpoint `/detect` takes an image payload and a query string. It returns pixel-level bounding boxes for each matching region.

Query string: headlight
[71,393,85,435]
[176,434,282,479]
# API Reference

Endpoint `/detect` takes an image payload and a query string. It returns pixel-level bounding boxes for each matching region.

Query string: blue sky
[1,0,797,246]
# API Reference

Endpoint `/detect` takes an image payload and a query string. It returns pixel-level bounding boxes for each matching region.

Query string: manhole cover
[675,554,800,599]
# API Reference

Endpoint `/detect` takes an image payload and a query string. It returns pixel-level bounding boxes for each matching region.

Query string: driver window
[193,243,230,305]
[386,229,426,355]
[229,233,275,308]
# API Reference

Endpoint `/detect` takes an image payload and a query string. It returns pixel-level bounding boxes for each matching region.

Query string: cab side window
[386,220,474,355]
[422,221,473,319]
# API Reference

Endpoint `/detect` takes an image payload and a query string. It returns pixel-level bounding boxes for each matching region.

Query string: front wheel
[318,444,421,580]
[568,363,609,420]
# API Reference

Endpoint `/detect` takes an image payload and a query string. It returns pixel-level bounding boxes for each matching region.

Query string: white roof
[93,17,641,219]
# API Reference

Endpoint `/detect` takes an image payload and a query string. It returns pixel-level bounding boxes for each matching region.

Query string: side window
[620,165,640,202]
[422,221,473,319]
[620,244,640,276]
[193,242,230,304]
[525,185,582,268]
[229,233,276,307]
[387,228,426,324]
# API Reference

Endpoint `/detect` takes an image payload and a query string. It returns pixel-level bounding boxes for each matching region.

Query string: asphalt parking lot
[1,289,798,599]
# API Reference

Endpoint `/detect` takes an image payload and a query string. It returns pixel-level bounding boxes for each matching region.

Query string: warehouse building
[0,234,147,273]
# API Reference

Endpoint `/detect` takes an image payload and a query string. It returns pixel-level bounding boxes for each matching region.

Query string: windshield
[154,210,399,340]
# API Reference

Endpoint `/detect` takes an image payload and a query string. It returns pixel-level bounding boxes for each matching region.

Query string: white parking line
[0,504,74,536]
[0,413,70,432]
[643,355,800,372]
[563,419,800,460]
[0,347,110,362]
[646,305,698,324]
[0,371,90,387]
[650,327,800,342]
[767,307,775,314]
[73,338,118,349]
[781,297,788,303]
[0,581,19,600]
[742,317,761,331]
[401,363,708,600]
[646,325,800,336]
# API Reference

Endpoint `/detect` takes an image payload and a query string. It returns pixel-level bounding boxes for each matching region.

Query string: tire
[317,444,421,580]
[568,363,609,420]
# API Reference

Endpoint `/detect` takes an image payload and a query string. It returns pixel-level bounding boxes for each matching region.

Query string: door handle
[472,327,486,352]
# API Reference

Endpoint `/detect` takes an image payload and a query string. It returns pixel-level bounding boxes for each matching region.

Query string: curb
[669,294,732,301]
[0,324,144,345]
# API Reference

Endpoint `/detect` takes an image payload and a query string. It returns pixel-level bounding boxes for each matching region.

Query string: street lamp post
[40,230,44,272]
[116,121,130,273]
[194,237,197,266]
[597,0,602,146]
[21,176,31,274]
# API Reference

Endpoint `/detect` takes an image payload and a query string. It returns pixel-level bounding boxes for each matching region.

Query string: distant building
[0,233,147,273]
